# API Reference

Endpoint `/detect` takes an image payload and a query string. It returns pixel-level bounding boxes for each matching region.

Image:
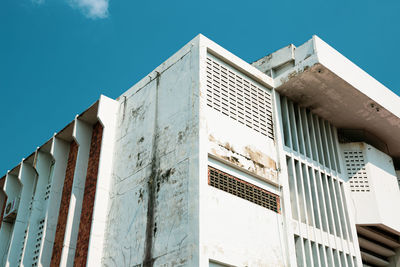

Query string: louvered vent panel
[206,56,274,139]
[208,166,280,213]
[344,151,369,192]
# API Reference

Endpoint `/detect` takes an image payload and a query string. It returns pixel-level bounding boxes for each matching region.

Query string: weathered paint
[206,106,278,185]
[101,36,200,267]
[252,35,400,161]
[208,134,278,184]
[1,34,400,267]
[198,36,285,266]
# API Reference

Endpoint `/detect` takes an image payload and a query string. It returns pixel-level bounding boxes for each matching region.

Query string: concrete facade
[0,34,399,267]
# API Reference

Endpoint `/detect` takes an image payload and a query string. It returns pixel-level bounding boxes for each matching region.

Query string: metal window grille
[208,166,280,213]
[206,56,274,139]
[344,150,369,192]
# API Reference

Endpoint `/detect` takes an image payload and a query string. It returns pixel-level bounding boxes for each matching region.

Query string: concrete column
[60,118,92,267]
[273,90,297,267]
[0,172,21,266]
[40,136,70,267]
[6,161,37,267]
[85,95,118,266]
[23,149,53,266]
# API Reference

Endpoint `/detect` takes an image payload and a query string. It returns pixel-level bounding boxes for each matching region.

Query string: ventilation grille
[44,184,51,201]
[206,56,273,139]
[32,218,45,266]
[208,166,279,213]
[18,229,28,265]
[344,151,369,192]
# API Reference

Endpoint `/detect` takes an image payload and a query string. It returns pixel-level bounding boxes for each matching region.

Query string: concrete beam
[358,237,395,257]
[357,226,400,248]
[361,250,389,266]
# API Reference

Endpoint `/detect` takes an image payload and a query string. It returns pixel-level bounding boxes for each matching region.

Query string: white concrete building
[0,34,399,267]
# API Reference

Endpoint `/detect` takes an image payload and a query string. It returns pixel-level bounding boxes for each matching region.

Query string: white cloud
[31,0,45,5]
[68,0,109,19]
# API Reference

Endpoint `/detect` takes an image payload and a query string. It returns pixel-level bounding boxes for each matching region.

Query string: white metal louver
[205,55,274,139]
[344,150,369,192]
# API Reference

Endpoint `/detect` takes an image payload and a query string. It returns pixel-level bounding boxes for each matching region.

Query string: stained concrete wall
[198,61,285,266]
[101,35,287,267]
[101,37,200,266]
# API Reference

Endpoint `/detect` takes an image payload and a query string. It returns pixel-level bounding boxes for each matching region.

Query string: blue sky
[1,0,399,175]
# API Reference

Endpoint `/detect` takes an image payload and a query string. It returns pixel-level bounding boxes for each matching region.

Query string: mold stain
[177,126,190,144]
[143,73,160,267]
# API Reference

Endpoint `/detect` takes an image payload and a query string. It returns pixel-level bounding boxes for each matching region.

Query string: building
[0,34,399,267]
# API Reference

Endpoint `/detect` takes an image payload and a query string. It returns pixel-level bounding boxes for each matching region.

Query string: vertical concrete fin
[50,140,79,266]
[59,118,92,266]
[23,147,54,267]
[73,122,103,266]
[6,161,37,267]
[0,172,21,266]
[41,136,70,267]
[85,95,118,266]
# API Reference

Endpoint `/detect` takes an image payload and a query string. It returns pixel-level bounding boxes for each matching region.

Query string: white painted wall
[365,144,400,232]
[341,142,400,232]
[204,159,285,267]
